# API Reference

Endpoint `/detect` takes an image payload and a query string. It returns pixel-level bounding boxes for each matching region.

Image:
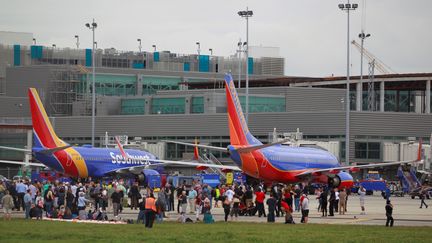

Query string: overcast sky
[1,0,431,77]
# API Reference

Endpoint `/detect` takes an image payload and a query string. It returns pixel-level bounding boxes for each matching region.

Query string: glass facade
[239,96,285,113]
[151,97,185,114]
[121,99,145,115]
[355,142,381,159]
[191,97,204,113]
[142,77,181,95]
[79,74,136,96]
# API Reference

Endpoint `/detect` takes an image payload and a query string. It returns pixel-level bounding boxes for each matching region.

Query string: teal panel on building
[85,49,92,67]
[121,99,145,115]
[248,57,253,74]
[151,97,185,114]
[31,45,43,59]
[239,96,285,113]
[191,97,204,113]
[199,55,209,72]
[13,45,20,66]
[154,52,160,62]
[184,62,190,71]
[132,61,144,69]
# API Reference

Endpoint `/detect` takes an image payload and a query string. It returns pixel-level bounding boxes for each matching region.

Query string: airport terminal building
[0,32,431,179]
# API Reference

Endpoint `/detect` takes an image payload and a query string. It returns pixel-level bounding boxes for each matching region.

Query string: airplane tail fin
[193,138,199,160]
[417,139,423,161]
[28,88,67,149]
[224,74,261,146]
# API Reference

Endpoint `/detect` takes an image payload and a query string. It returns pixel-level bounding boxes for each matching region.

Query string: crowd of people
[1,177,425,227]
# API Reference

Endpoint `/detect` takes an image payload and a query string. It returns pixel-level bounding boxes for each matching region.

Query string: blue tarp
[360,180,387,191]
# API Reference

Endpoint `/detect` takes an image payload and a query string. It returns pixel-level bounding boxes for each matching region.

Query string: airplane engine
[328,175,341,188]
[137,173,145,183]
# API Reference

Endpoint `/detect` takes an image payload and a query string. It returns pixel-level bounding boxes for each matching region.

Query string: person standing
[255,188,266,217]
[187,187,197,213]
[320,189,328,217]
[24,189,32,219]
[294,185,301,212]
[15,180,28,211]
[144,193,157,228]
[328,188,335,216]
[144,193,156,228]
[334,188,340,213]
[266,193,276,223]
[301,194,310,223]
[385,200,394,227]
[111,188,122,219]
[129,182,140,210]
[1,190,14,220]
[339,188,347,215]
[358,186,366,215]
[419,190,429,209]
[222,196,231,222]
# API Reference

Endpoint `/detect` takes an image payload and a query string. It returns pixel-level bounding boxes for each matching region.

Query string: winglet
[115,136,129,159]
[417,138,423,161]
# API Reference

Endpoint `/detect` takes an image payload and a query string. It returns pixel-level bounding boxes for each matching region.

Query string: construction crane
[351,40,396,74]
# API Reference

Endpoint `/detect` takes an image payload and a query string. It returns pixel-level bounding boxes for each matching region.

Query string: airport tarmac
[4,194,431,226]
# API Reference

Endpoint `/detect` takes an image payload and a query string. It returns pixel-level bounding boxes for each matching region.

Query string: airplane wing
[162,140,227,152]
[0,160,47,167]
[235,139,290,153]
[110,158,241,174]
[0,145,71,155]
[162,139,289,153]
[0,146,31,153]
[296,159,423,177]
[296,140,424,177]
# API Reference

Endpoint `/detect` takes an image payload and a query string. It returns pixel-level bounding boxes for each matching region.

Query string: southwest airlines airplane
[165,74,423,188]
[0,88,239,178]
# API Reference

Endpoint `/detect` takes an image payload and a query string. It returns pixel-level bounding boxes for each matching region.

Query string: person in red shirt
[281,200,294,224]
[255,188,266,217]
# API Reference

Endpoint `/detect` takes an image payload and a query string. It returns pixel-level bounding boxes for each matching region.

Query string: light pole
[238,8,253,124]
[339,1,358,166]
[209,48,213,56]
[152,45,156,52]
[86,19,97,147]
[196,42,200,72]
[237,40,242,88]
[137,38,142,53]
[358,32,370,111]
[75,35,80,49]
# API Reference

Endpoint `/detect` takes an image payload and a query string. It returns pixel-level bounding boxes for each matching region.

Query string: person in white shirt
[334,188,340,213]
[358,186,366,215]
[224,187,235,202]
[301,194,309,223]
